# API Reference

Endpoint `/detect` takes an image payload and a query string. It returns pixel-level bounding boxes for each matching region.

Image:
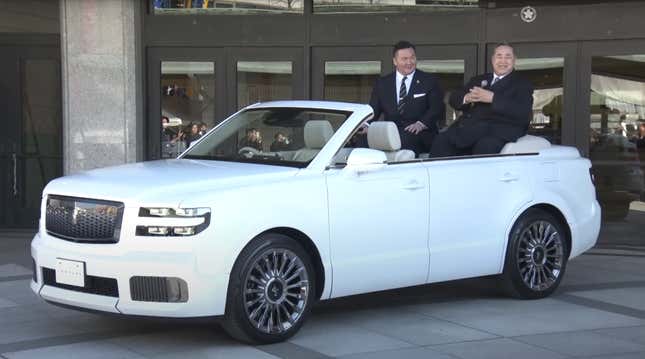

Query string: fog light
[166,277,189,302]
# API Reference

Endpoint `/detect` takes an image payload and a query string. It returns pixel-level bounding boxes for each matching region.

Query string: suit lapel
[408,70,420,95]
[492,71,515,90]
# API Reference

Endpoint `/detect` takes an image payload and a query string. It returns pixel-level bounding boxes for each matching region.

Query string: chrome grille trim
[45,195,124,243]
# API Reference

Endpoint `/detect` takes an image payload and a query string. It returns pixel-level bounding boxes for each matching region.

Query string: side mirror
[346,148,387,173]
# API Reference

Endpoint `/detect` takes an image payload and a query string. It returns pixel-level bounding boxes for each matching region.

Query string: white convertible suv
[31,101,601,344]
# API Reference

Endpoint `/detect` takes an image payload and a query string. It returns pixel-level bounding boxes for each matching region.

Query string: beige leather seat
[500,134,551,154]
[367,121,415,162]
[292,120,334,162]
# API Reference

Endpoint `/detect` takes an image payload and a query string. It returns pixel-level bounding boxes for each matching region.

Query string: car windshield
[182,107,351,167]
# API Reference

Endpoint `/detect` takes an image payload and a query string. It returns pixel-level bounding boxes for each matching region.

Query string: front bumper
[31,232,229,317]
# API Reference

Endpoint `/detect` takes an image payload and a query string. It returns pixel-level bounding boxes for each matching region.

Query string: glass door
[147,47,303,160]
[312,46,389,103]
[147,48,226,160]
[228,47,304,112]
[580,40,645,228]
[0,45,62,228]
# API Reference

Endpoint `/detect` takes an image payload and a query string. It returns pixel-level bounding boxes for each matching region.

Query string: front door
[326,162,430,297]
[0,45,62,228]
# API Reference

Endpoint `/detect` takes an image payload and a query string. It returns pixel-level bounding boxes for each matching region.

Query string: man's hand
[356,122,369,135]
[404,121,427,135]
[468,86,494,103]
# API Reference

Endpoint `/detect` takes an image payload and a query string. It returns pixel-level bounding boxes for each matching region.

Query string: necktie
[491,76,499,86]
[398,76,408,114]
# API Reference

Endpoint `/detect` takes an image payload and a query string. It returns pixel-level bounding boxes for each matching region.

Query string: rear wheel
[502,208,568,299]
[222,233,315,344]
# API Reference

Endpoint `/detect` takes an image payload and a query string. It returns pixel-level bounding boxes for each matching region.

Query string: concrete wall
[60,0,143,174]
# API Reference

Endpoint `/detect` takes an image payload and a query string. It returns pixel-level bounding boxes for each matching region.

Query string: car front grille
[46,195,124,243]
[42,267,119,298]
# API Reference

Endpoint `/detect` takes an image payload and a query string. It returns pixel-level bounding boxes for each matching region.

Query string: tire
[222,233,316,344]
[501,208,569,299]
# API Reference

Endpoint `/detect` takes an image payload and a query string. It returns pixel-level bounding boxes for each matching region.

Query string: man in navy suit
[364,41,445,155]
[430,42,534,157]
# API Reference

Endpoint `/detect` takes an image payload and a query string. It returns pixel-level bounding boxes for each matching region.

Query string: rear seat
[500,135,551,154]
[417,134,551,158]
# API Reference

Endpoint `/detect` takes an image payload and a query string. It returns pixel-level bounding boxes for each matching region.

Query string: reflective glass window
[589,55,645,224]
[324,61,381,103]
[153,0,302,14]
[514,57,564,144]
[313,0,478,13]
[160,61,215,158]
[237,61,293,109]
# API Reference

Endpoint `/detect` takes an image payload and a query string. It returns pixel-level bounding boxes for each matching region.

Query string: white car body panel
[326,163,430,297]
[31,100,601,318]
[425,156,532,283]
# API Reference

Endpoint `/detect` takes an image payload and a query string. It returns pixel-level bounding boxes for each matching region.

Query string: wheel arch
[254,227,326,301]
[529,203,572,257]
[509,203,572,258]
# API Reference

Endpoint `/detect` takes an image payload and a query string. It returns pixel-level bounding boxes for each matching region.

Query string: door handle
[402,180,425,190]
[11,152,17,196]
[499,172,519,182]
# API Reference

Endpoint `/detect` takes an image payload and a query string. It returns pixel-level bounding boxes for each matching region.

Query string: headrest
[500,134,551,154]
[367,121,401,151]
[304,120,334,149]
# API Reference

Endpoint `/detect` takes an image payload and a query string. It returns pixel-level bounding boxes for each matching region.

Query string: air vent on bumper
[130,276,188,303]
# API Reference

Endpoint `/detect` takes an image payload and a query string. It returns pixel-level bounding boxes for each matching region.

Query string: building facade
[1,1,645,239]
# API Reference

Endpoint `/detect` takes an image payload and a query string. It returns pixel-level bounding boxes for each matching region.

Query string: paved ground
[1,208,644,359]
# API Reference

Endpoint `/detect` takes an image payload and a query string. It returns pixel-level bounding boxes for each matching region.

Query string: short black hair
[393,41,416,57]
[493,42,515,56]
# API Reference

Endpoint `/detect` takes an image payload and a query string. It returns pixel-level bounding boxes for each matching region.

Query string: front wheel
[222,233,316,344]
[501,208,568,299]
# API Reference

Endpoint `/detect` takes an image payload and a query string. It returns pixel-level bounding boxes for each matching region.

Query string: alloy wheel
[243,248,310,334]
[516,220,565,291]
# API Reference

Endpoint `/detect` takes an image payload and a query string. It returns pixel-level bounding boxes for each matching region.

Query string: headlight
[136,207,210,237]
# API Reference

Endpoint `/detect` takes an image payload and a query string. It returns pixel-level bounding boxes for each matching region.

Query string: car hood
[44,159,299,205]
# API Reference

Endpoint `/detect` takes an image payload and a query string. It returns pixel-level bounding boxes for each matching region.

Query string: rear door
[425,156,532,283]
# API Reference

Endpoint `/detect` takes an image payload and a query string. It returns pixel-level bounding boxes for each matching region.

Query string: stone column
[60,0,142,174]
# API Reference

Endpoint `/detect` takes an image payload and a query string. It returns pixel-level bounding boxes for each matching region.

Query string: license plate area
[55,258,85,287]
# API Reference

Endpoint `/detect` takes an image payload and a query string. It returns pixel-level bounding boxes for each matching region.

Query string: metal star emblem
[521,6,536,23]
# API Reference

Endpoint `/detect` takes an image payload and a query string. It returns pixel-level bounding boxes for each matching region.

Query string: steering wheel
[238,146,260,158]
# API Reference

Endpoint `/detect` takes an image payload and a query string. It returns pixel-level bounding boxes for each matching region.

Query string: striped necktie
[398,76,408,114]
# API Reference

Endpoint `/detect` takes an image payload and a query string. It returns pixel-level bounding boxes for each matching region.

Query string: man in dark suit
[430,42,534,157]
[364,41,445,155]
